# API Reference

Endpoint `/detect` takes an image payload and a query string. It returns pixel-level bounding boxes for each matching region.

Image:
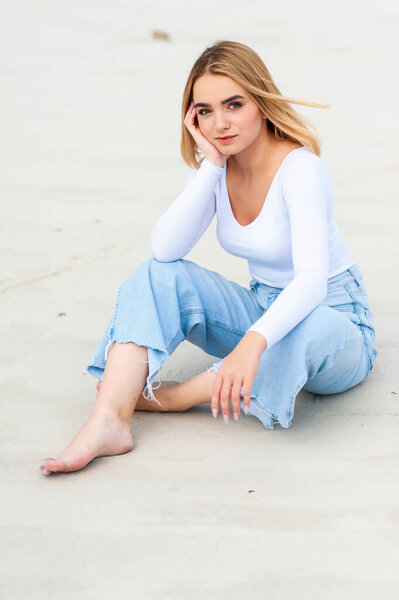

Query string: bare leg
[156,369,215,411]
[40,346,217,475]
[40,341,151,475]
[95,379,179,412]
[96,368,215,413]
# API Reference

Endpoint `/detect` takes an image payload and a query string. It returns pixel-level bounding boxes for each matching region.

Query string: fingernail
[212,408,217,418]
[40,465,45,471]
[244,405,248,415]
[223,414,229,424]
[234,412,239,421]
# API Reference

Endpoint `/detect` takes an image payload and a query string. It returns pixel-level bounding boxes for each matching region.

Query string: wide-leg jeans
[86,258,377,429]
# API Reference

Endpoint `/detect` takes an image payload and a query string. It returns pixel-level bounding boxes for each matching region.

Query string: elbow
[150,245,175,263]
[150,228,171,262]
[150,226,192,262]
[150,237,182,263]
[150,252,170,263]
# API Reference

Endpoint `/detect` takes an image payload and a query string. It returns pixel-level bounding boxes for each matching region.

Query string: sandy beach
[1,1,398,598]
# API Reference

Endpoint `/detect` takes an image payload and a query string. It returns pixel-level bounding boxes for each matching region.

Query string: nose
[214,110,231,134]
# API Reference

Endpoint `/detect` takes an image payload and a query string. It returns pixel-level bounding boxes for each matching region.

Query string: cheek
[240,111,262,130]
[235,111,259,135]
[198,119,212,136]
[238,114,264,141]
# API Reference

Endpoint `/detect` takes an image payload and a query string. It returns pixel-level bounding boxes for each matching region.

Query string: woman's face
[192,73,266,155]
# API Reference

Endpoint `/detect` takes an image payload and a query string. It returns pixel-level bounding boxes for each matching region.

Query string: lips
[217,135,236,140]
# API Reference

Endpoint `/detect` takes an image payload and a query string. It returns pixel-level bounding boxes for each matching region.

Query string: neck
[228,127,278,177]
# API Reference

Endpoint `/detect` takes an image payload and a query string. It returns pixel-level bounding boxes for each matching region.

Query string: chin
[221,141,241,152]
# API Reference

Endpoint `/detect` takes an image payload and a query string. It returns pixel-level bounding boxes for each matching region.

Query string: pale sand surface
[1,1,398,598]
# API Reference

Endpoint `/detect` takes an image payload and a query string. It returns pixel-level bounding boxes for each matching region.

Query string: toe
[42,458,70,474]
[39,464,52,475]
[40,458,58,475]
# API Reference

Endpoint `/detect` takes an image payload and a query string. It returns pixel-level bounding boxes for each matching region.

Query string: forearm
[241,331,268,353]
[150,158,224,262]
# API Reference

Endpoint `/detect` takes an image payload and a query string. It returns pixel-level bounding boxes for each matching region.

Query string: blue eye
[198,102,242,116]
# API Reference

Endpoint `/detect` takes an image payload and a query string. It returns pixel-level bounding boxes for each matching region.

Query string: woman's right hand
[184,100,228,168]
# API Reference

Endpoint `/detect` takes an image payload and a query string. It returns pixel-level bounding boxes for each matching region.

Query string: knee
[121,257,182,285]
[118,258,196,301]
[146,257,185,279]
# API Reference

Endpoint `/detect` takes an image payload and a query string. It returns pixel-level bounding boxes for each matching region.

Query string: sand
[1,1,398,598]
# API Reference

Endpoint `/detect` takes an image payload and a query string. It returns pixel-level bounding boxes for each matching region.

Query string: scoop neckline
[223,146,307,229]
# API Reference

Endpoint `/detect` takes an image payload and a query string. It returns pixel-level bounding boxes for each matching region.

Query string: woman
[40,40,377,475]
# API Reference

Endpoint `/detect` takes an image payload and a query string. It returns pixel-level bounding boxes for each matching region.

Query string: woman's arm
[245,153,330,349]
[150,158,225,262]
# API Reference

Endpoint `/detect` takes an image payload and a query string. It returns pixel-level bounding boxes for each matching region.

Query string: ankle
[92,398,133,424]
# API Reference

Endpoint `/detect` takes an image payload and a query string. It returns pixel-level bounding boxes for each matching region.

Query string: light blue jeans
[86,258,378,429]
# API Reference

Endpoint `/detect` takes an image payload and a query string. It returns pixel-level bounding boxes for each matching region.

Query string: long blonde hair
[180,40,330,169]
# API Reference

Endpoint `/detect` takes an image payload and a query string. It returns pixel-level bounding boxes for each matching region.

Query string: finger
[211,376,223,417]
[187,107,197,130]
[231,379,243,421]
[184,101,195,124]
[184,105,191,125]
[242,381,252,414]
[220,377,233,422]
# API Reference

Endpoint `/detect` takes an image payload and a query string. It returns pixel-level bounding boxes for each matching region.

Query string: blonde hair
[180,40,330,169]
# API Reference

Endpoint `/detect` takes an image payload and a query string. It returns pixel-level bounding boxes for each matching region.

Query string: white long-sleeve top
[150,146,355,350]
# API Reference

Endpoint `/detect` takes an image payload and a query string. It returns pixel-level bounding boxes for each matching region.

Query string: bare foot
[39,407,133,475]
[96,379,180,411]
[40,380,184,475]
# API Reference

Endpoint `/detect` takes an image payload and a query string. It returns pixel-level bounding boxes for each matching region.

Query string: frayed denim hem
[85,276,184,407]
[86,338,169,407]
[207,362,306,430]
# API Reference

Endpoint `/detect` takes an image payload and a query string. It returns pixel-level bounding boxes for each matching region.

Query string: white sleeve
[246,154,330,349]
[150,158,225,262]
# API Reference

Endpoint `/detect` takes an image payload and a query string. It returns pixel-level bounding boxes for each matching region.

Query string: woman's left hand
[210,332,267,422]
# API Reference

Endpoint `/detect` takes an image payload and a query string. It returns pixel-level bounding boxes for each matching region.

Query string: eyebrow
[193,94,245,108]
